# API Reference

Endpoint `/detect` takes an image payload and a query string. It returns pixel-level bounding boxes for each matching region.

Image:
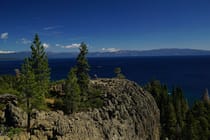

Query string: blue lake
[1,56,210,105]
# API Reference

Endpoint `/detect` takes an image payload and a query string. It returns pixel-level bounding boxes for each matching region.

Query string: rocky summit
[1,79,160,140]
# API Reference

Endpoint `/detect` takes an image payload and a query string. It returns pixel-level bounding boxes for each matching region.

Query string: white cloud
[43,25,62,31]
[55,44,61,47]
[61,43,81,49]
[43,43,50,49]
[0,50,15,54]
[21,38,31,45]
[1,32,8,40]
[101,48,120,52]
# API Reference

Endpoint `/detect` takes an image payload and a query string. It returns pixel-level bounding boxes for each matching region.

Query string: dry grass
[45,98,55,104]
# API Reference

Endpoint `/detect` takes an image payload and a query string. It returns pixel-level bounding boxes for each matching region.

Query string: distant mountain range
[1,48,210,60]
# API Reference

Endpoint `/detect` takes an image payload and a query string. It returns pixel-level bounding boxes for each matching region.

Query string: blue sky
[0,0,210,52]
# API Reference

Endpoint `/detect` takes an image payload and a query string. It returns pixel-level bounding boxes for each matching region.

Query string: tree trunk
[27,98,31,132]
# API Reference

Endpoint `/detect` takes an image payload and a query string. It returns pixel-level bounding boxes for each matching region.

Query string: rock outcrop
[5,103,27,128]
[2,79,160,140]
[0,94,17,105]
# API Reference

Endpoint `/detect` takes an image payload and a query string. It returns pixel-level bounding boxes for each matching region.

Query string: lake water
[1,56,210,104]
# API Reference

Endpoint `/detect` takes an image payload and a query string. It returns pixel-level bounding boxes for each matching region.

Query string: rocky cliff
[1,79,160,140]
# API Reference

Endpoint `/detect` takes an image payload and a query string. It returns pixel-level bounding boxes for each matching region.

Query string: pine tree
[76,42,90,100]
[184,101,210,140]
[19,34,50,131]
[63,67,81,114]
[172,87,189,132]
[165,102,177,139]
[183,111,198,140]
[144,80,170,139]
[19,58,37,131]
[29,34,50,98]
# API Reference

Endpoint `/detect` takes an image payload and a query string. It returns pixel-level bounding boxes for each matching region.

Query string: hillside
[0,79,160,140]
[1,48,210,60]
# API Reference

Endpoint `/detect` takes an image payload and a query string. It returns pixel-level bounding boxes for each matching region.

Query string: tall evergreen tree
[145,81,188,140]
[29,34,50,98]
[19,58,37,131]
[165,102,177,139]
[184,101,210,140]
[76,42,90,100]
[172,87,189,132]
[184,111,198,140]
[63,67,81,114]
[19,34,50,131]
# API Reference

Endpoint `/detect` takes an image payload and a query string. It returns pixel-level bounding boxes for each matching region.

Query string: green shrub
[0,88,20,96]
[6,127,23,138]
[80,87,103,110]
[88,88,103,108]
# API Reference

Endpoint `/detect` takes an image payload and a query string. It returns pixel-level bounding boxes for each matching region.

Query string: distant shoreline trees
[145,80,210,140]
